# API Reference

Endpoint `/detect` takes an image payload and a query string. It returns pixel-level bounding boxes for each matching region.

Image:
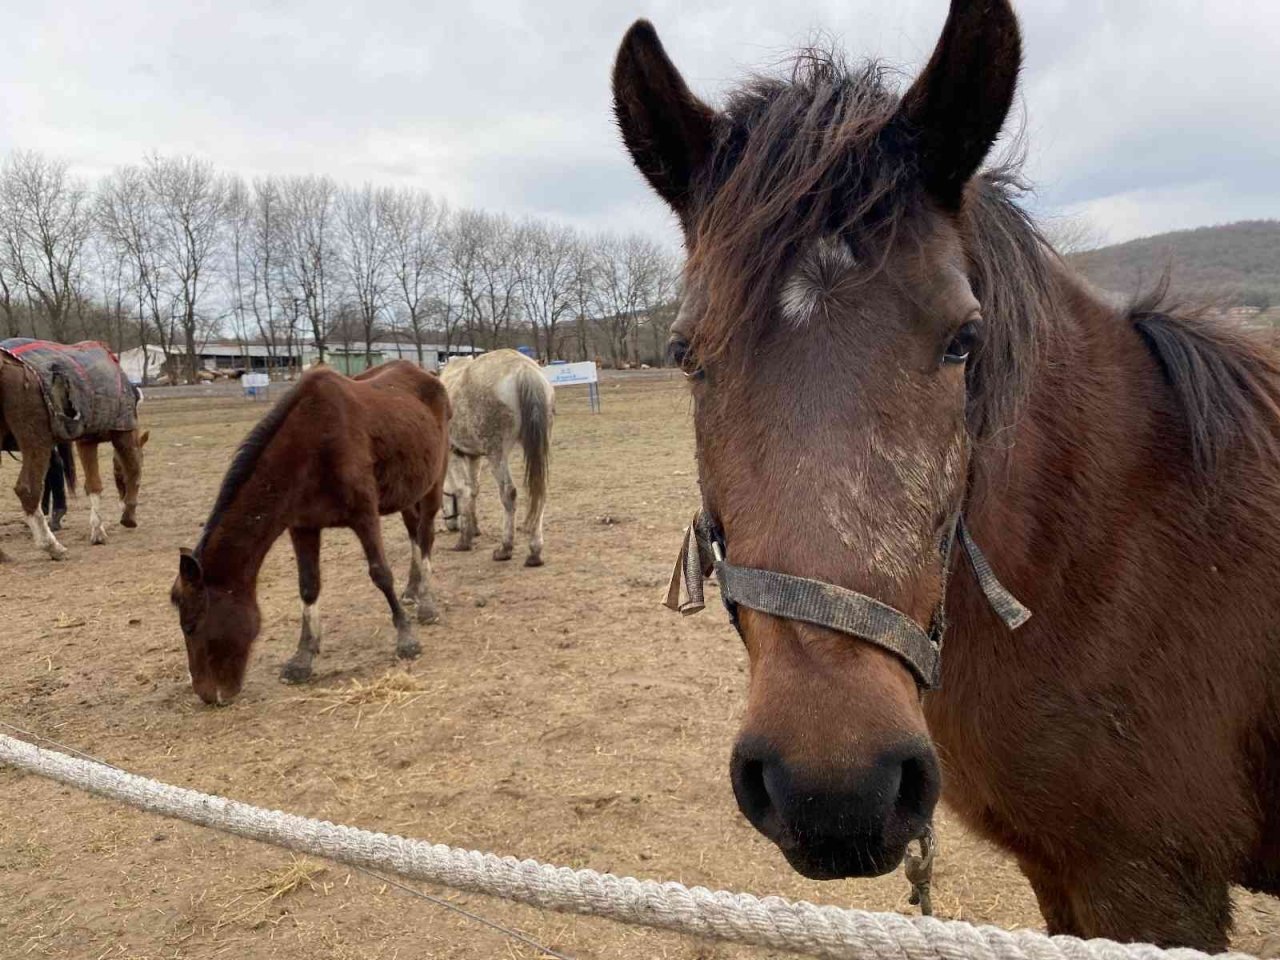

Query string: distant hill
[1069,220,1280,309]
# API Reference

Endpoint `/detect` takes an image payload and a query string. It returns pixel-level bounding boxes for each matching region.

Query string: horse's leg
[400,505,423,603]
[524,467,546,569]
[405,486,443,624]
[453,455,482,552]
[1018,857,1081,936]
[76,440,108,546]
[281,527,322,684]
[15,443,67,560]
[42,452,60,527]
[352,515,420,660]
[400,504,440,623]
[1064,859,1231,951]
[489,453,517,562]
[109,431,142,528]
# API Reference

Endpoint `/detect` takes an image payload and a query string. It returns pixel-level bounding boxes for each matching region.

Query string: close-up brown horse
[615,0,1280,950]
[171,360,451,705]
[0,345,148,562]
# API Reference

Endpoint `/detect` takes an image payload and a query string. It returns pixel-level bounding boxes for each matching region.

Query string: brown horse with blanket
[0,339,148,561]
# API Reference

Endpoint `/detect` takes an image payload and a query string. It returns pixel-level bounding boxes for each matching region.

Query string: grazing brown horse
[0,350,147,561]
[615,1,1280,950]
[171,361,451,705]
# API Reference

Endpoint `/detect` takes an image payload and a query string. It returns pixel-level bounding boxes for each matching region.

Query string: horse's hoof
[120,515,138,529]
[90,529,108,546]
[445,519,459,532]
[417,605,440,626]
[280,662,313,684]
[452,542,472,552]
[48,544,69,561]
[396,639,423,660]
[524,554,544,568]
[492,546,513,562]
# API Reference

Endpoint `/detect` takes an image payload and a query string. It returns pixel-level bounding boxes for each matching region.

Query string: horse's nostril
[894,748,939,820]
[731,741,784,839]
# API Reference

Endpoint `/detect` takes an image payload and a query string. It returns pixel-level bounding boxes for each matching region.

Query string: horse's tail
[57,441,76,495]
[515,365,552,529]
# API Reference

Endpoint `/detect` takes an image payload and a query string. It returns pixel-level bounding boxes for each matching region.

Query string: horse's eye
[943,322,979,366]
[667,337,704,381]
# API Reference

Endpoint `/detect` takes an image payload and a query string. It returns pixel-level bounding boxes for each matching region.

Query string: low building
[121,339,486,384]
[304,341,483,373]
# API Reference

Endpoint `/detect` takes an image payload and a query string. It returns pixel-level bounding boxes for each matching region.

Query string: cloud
[1,0,1276,245]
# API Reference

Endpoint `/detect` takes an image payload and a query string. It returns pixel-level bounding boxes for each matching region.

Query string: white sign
[540,361,598,387]
[243,372,270,399]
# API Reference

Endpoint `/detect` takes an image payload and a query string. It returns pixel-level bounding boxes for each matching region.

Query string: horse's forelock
[683,50,1068,449]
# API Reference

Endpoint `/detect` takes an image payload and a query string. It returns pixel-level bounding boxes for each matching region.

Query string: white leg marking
[302,600,321,641]
[26,511,67,560]
[89,493,107,545]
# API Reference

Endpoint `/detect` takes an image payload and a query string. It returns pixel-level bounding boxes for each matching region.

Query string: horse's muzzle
[730,735,940,879]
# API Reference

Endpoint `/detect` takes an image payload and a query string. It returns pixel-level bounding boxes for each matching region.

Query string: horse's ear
[895,0,1022,209]
[613,20,717,215]
[138,430,150,448]
[179,548,203,587]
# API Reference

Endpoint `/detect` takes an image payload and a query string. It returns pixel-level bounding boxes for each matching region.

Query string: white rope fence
[0,732,1256,960]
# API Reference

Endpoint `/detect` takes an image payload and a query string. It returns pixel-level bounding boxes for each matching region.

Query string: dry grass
[214,857,328,931]
[1,379,1277,959]
[291,669,434,716]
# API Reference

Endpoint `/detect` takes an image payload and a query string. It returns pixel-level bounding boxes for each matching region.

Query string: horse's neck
[957,270,1148,652]
[199,455,293,590]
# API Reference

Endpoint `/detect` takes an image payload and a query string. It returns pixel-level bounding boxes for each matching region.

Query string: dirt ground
[0,375,1276,959]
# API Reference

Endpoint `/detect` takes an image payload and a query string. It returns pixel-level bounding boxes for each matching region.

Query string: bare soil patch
[1,375,1275,958]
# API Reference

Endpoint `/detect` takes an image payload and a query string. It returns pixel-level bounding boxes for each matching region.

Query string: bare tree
[88,230,135,353]
[456,211,521,351]
[383,188,446,365]
[447,209,485,350]
[0,237,20,338]
[1045,214,1108,256]
[280,175,338,362]
[145,155,226,382]
[564,234,599,361]
[0,152,92,341]
[97,164,176,379]
[516,219,578,362]
[241,177,288,369]
[594,233,658,368]
[337,185,391,366]
[637,249,683,365]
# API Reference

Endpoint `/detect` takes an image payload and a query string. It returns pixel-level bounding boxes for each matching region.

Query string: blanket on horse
[0,339,140,441]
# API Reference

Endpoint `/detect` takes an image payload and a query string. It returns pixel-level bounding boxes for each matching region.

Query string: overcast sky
[2,0,1276,248]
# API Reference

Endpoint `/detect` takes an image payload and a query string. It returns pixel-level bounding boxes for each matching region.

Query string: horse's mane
[1131,282,1280,475]
[688,48,1280,476]
[195,385,306,555]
